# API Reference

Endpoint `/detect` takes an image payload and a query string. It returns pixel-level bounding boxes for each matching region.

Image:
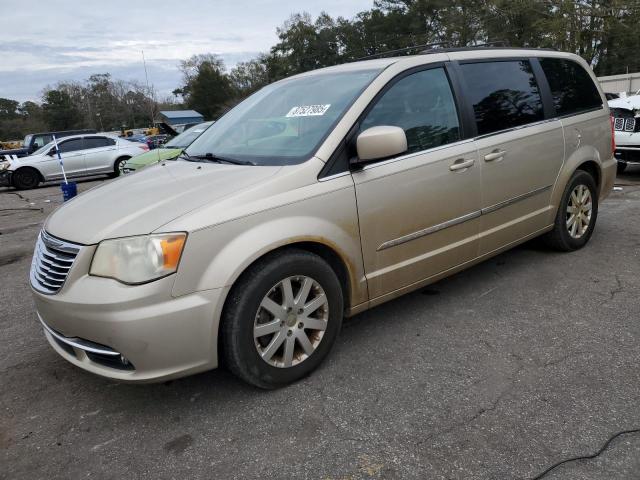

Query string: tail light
[610,116,616,154]
[139,144,149,151]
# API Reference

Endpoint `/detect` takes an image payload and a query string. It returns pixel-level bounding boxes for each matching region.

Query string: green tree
[185,58,236,119]
[42,89,83,130]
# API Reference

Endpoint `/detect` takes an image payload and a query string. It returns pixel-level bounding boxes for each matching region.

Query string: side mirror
[354,126,407,164]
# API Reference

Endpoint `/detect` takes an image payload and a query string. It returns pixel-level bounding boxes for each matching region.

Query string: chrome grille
[30,231,81,294]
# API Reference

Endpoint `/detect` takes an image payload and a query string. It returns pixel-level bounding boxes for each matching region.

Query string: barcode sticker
[286,104,331,117]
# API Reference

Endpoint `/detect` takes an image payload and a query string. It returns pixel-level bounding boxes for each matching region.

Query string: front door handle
[449,158,475,171]
[484,150,507,162]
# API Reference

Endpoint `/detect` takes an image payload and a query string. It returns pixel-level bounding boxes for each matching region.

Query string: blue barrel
[60,182,77,201]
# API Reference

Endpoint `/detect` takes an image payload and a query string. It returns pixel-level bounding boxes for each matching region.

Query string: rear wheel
[12,167,40,190]
[111,157,130,178]
[543,169,598,251]
[221,249,344,389]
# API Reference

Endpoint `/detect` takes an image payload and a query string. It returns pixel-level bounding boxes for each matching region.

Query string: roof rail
[352,41,453,61]
[351,41,558,63]
[421,40,509,53]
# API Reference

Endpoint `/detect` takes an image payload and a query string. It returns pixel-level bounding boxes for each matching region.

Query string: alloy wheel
[566,184,592,239]
[253,276,329,368]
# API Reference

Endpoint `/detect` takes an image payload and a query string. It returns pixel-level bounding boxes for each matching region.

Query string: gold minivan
[31,48,616,388]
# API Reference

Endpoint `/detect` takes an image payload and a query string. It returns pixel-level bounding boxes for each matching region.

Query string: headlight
[90,233,186,284]
[0,161,9,171]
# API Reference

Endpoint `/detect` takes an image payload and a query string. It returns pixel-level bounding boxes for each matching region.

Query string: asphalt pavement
[1,171,640,479]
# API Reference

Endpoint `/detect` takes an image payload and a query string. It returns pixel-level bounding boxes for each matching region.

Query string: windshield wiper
[186,152,255,166]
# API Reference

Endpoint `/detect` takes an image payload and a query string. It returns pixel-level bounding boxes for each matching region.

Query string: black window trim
[319,61,469,179]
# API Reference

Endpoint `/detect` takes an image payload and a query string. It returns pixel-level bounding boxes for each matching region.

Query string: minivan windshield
[185,68,382,165]
[165,121,214,149]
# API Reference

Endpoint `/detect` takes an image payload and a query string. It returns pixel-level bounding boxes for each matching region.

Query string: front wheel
[543,169,598,251]
[221,249,344,389]
[12,167,40,190]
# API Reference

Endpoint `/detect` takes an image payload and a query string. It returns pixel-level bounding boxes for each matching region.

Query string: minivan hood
[45,161,281,244]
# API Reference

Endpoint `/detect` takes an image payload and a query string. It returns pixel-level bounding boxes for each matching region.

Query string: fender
[170,183,369,310]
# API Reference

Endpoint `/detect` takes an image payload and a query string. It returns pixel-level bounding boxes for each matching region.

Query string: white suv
[1,134,148,189]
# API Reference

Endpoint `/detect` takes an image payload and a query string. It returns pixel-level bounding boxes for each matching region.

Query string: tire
[111,157,130,178]
[221,249,344,389]
[616,161,627,175]
[11,167,40,190]
[543,169,598,251]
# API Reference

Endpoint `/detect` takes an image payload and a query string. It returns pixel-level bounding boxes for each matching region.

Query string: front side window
[539,58,602,116]
[360,68,461,154]
[461,60,544,136]
[186,68,382,165]
[57,138,84,153]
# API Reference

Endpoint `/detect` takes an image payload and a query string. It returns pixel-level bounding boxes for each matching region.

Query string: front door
[39,137,87,180]
[352,66,482,300]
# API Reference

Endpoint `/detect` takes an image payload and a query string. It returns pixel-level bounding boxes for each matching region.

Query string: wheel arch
[12,165,45,184]
[230,241,353,312]
[550,144,611,220]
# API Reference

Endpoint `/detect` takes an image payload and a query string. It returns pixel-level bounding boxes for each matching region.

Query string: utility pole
[142,50,155,127]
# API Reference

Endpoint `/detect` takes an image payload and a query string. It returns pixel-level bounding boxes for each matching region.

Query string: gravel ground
[1,170,639,479]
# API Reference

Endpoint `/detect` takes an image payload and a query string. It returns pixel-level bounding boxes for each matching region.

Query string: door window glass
[83,136,115,149]
[57,138,84,153]
[361,68,460,154]
[33,135,52,148]
[461,60,544,135]
[539,58,602,116]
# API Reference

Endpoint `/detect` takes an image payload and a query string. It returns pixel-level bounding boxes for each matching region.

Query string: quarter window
[539,58,602,116]
[461,60,544,136]
[360,68,461,154]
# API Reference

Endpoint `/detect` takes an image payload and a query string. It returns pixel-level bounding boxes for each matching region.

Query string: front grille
[625,118,636,132]
[30,231,81,294]
[614,117,638,132]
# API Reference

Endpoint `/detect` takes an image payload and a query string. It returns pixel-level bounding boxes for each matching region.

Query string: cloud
[1,0,374,101]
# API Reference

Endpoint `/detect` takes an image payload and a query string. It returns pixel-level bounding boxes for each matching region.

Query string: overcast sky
[0,0,373,102]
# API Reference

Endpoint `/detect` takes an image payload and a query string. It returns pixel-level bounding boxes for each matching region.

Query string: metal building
[158,110,205,126]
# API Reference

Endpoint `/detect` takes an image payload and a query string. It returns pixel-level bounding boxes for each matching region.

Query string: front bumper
[0,170,11,186]
[32,245,226,382]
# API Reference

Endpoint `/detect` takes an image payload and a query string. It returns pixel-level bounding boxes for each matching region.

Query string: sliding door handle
[484,150,506,162]
[449,158,475,171]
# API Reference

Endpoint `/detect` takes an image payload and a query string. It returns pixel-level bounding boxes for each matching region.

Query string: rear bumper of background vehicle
[33,274,225,383]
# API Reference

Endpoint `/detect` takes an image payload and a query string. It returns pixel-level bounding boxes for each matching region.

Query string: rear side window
[84,136,115,149]
[461,60,544,136]
[361,68,460,154]
[539,58,602,116]
[57,138,84,153]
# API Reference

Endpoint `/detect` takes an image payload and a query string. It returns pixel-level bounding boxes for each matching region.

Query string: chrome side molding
[377,184,553,251]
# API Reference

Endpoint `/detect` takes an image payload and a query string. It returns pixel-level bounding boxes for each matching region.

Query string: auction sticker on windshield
[286,104,331,117]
